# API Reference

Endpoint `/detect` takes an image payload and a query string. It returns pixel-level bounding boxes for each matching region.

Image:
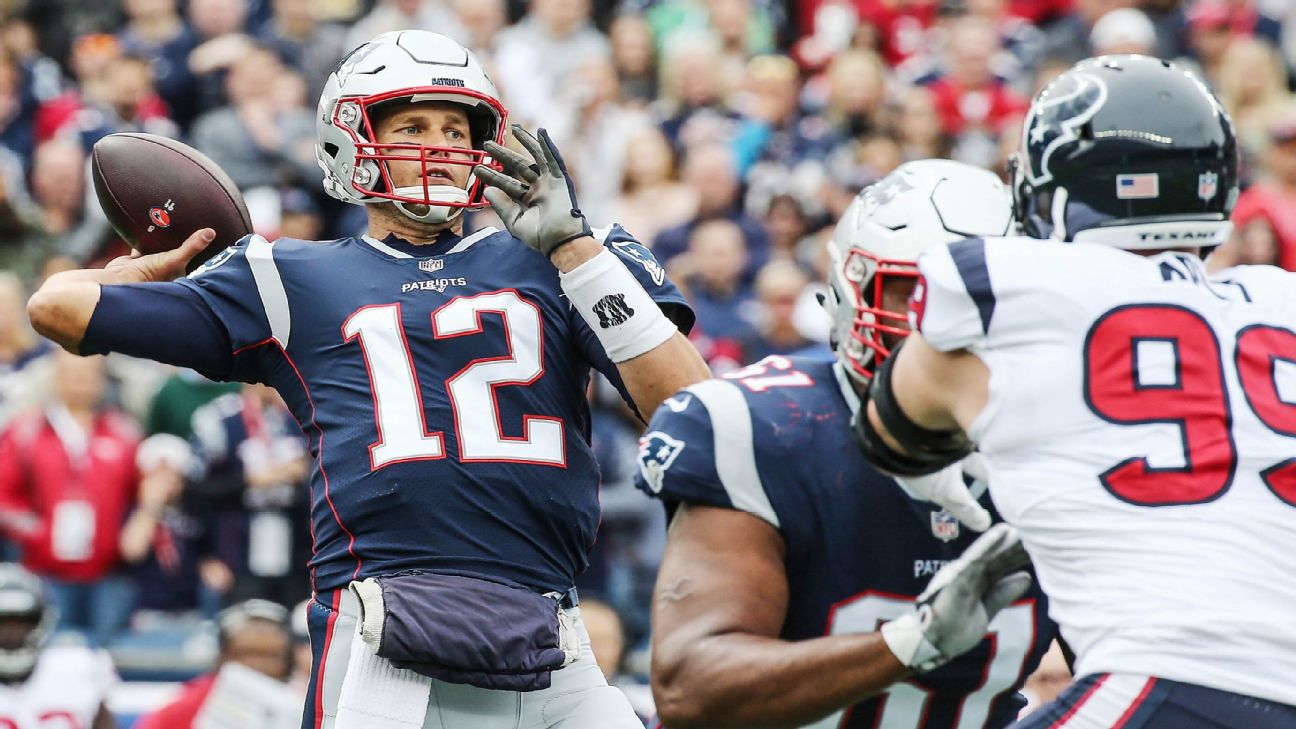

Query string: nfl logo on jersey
[930,510,960,542]
[419,258,444,273]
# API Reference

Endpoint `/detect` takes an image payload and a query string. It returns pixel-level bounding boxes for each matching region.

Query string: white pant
[313,593,641,729]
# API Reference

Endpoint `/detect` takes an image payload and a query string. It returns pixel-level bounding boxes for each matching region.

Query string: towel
[334,617,432,729]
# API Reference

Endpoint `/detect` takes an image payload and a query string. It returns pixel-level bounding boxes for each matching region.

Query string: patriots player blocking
[28,30,708,729]
[0,564,117,729]
[636,160,1054,729]
[860,56,1296,727]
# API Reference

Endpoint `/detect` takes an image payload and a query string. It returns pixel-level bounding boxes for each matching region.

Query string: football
[91,132,253,271]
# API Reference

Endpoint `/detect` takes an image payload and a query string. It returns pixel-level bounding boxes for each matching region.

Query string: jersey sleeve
[633,379,784,532]
[911,237,997,352]
[175,235,276,348]
[574,224,697,416]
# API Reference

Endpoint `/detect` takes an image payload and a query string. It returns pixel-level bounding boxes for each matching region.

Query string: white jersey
[914,236,1296,706]
[0,646,117,728]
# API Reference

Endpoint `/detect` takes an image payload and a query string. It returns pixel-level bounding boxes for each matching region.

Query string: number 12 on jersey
[342,290,565,470]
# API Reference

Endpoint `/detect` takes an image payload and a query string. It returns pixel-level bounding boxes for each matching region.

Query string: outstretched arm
[864,332,990,452]
[28,229,215,352]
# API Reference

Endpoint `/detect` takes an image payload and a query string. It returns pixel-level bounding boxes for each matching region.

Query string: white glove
[893,452,991,532]
[881,523,1032,673]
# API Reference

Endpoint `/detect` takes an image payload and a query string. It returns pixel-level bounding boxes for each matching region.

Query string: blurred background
[0,0,1293,725]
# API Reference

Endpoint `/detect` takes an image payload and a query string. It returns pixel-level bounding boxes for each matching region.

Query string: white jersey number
[342,291,565,469]
[809,594,1036,729]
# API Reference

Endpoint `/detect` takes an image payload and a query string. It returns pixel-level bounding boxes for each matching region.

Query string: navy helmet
[1011,55,1238,248]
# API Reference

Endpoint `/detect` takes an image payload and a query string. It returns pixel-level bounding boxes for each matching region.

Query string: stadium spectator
[24,139,104,264]
[190,43,316,191]
[494,0,609,130]
[1089,8,1158,56]
[655,33,742,151]
[345,0,466,53]
[254,0,348,104]
[0,274,52,430]
[612,124,696,248]
[67,53,179,151]
[1215,36,1293,173]
[609,13,658,106]
[1211,113,1296,272]
[653,143,771,274]
[737,258,815,362]
[185,0,254,121]
[918,17,1028,167]
[671,218,757,342]
[133,599,293,729]
[116,0,197,128]
[452,0,508,62]
[0,351,140,647]
[118,433,208,614]
[1041,0,1137,63]
[186,384,311,609]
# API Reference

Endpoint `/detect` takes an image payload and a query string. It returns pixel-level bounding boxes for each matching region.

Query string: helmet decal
[1023,72,1108,188]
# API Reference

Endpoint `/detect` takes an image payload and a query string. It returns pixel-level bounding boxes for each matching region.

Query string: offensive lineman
[27,31,709,728]
[861,55,1296,727]
[637,160,1055,729]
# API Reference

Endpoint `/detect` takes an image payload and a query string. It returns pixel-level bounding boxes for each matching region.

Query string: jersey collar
[360,226,499,259]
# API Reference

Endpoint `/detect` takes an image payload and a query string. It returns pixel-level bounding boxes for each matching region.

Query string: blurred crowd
[0,0,1295,722]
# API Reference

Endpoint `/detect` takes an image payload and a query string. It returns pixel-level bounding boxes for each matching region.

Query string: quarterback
[28,30,709,729]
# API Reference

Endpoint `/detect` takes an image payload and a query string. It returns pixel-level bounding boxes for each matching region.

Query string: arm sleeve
[633,379,784,532]
[82,283,235,381]
[573,224,697,414]
[82,235,276,382]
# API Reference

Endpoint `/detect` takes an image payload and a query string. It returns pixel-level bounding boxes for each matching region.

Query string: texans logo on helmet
[637,431,686,494]
[1023,72,1108,187]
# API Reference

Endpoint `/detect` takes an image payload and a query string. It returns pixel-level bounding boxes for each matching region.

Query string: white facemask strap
[391,184,470,224]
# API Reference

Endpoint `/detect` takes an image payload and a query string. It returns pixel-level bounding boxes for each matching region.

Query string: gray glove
[478,126,592,258]
[880,523,1033,673]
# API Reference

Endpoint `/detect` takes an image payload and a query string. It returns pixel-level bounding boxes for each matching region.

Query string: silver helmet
[825,159,1014,385]
[0,564,54,682]
[316,30,507,224]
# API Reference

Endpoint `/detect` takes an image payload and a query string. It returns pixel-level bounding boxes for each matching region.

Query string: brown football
[91,132,253,272]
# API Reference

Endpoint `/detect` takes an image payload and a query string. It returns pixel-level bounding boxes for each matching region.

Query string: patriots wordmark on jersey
[914,236,1296,708]
[636,356,1054,729]
[92,224,690,595]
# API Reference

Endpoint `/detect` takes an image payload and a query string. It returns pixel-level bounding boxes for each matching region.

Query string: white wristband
[880,612,945,673]
[559,249,678,362]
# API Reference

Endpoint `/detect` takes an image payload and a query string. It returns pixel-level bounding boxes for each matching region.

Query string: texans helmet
[0,564,54,682]
[1012,55,1238,248]
[824,159,1014,385]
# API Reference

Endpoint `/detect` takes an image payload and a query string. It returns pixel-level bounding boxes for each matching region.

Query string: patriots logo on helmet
[1023,72,1109,187]
[637,431,686,494]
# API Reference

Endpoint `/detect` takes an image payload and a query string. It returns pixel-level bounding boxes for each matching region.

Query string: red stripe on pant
[314,591,342,729]
[1111,678,1158,729]
[1051,675,1110,729]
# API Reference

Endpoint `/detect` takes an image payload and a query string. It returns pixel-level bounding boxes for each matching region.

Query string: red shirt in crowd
[0,408,140,581]
[922,76,1029,136]
[1230,181,1296,271]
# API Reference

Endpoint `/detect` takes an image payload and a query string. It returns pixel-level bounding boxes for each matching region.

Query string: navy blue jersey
[634,356,1054,729]
[116,224,688,594]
